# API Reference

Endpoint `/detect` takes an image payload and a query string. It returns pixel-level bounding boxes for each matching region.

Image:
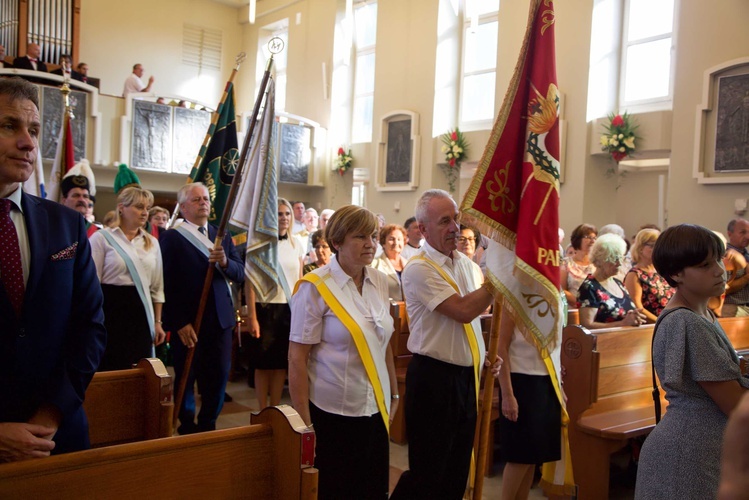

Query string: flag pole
[167,51,247,229]
[173,51,277,426]
[467,299,502,499]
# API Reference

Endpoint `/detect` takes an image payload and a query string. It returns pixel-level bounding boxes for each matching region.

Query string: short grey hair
[177,182,208,205]
[589,233,627,267]
[0,77,39,108]
[415,189,453,223]
[599,224,626,239]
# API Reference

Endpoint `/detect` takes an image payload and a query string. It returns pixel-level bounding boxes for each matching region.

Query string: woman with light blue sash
[90,187,165,371]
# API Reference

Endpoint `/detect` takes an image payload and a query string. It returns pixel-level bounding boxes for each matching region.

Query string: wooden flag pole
[470,299,502,499]
[167,51,246,229]
[172,53,276,426]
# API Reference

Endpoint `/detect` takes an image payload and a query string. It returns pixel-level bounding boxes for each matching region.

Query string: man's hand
[148,76,155,85]
[209,247,227,269]
[0,423,56,462]
[178,323,198,348]
[484,354,503,378]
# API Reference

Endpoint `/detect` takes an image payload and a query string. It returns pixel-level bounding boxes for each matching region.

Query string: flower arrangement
[600,112,638,163]
[441,128,468,167]
[440,128,469,192]
[334,146,353,176]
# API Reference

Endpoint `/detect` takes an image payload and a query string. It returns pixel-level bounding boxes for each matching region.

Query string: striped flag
[460,0,575,495]
[228,80,278,302]
[45,112,75,202]
[23,149,46,198]
[188,81,240,225]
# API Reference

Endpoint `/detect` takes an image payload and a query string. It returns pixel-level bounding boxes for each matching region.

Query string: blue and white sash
[100,229,155,356]
[174,223,234,300]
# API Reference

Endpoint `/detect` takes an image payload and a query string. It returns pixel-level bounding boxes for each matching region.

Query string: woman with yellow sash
[289,205,398,500]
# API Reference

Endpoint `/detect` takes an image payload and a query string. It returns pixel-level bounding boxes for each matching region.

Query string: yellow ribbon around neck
[295,272,390,433]
[409,255,481,406]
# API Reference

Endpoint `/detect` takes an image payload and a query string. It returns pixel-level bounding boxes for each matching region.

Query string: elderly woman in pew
[561,223,597,305]
[577,233,647,329]
[90,187,166,371]
[303,229,332,275]
[289,205,398,500]
[371,223,408,300]
[624,228,674,323]
[635,224,749,500]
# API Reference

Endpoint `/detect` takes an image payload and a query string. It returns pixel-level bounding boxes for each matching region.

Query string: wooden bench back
[390,301,412,368]
[0,406,317,499]
[567,308,580,326]
[83,358,173,447]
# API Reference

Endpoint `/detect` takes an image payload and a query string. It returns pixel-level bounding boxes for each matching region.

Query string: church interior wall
[72,0,749,236]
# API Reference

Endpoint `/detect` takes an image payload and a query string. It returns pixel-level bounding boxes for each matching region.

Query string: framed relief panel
[376,110,420,191]
[694,57,749,183]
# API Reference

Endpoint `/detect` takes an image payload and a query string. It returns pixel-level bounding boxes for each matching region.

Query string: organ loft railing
[0,0,81,65]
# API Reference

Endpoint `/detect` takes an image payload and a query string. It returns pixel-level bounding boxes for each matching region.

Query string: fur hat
[113,163,141,194]
[61,159,96,198]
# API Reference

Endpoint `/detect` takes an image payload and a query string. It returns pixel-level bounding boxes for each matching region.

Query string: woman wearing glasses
[561,223,597,305]
[371,224,408,301]
[624,229,674,323]
[578,233,647,329]
[457,225,484,284]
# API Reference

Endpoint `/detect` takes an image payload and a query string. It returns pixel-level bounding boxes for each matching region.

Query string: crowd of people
[2,74,749,499]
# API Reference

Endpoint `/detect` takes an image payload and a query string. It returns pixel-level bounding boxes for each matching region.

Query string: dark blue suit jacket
[0,192,106,452]
[160,224,244,334]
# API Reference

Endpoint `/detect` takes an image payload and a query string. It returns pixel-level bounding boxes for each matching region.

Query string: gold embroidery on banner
[541,9,555,35]
[486,161,516,214]
[522,292,556,319]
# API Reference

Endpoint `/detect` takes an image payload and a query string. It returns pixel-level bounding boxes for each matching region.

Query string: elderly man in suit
[12,43,48,72]
[160,182,244,434]
[0,77,106,461]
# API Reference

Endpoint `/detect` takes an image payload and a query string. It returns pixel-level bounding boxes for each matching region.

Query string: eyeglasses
[457,237,476,243]
[583,235,597,241]
[643,242,655,248]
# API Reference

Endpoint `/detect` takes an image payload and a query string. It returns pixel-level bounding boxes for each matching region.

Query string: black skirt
[98,284,153,372]
[499,373,561,464]
[248,302,291,370]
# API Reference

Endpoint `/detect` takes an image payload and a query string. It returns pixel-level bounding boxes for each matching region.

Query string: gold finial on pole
[234,52,247,71]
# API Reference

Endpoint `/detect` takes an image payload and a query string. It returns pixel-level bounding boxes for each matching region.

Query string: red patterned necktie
[0,199,24,317]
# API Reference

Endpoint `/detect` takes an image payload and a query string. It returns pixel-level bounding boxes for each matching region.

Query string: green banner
[189,82,240,224]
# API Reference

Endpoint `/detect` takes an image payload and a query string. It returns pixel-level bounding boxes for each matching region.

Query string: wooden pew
[389,301,411,445]
[0,405,318,499]
[567,308,579,326]
[563,316,749,499]
[84,358,173,447]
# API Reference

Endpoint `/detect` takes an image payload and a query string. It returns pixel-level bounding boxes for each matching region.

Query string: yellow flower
[441,145,450,153]
[623,136,635,149]
[600,135,609,147]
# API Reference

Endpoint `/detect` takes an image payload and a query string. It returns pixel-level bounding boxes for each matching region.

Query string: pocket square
[50,242,78,261]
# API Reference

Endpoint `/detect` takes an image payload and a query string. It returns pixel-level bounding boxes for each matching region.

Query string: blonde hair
[115,187,155,250]
[148,206,170,221]
[630,228,660,264]
[324,205,378,254]
[278,197,297,249]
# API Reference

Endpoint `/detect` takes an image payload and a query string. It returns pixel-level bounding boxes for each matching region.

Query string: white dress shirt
[290,256,394,417]
[400,241,423,261]
[265,234,305,304]
[89,226,165,303]
[402,242,486,367]
[123,73,146,96]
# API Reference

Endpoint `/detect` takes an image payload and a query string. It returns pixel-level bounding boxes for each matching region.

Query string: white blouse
[290,256,394,417]
[90,227,165,303]
[264,235,306,304]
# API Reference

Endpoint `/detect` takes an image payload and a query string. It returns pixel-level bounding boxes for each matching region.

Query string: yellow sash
[294,272,390,433]
[409,255,481,406]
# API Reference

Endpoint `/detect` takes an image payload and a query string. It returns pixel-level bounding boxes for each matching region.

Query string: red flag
[46,113,76,201]
[460,0,574,495]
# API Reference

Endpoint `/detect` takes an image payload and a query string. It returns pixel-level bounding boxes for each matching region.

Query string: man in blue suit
[0,77,106,460]
[160,182,244,434]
